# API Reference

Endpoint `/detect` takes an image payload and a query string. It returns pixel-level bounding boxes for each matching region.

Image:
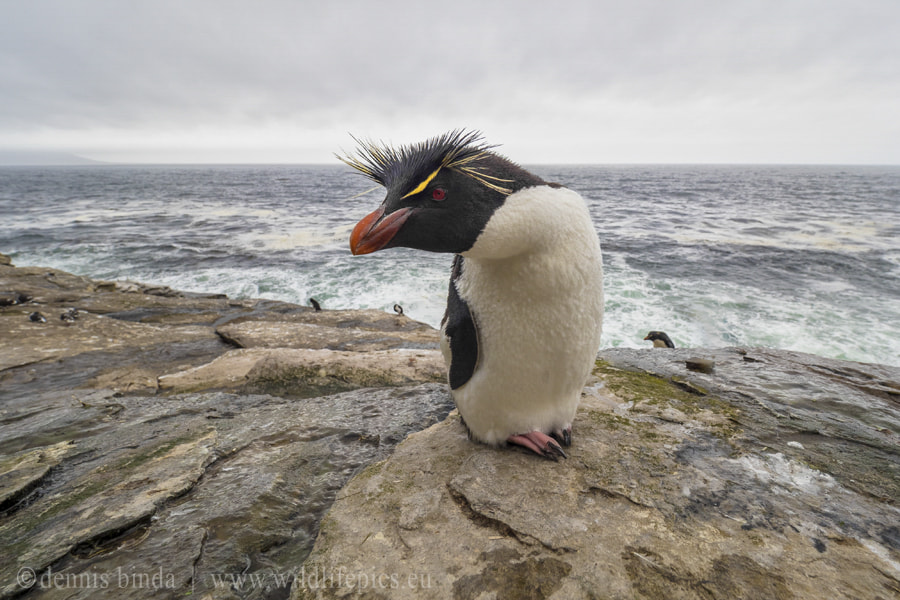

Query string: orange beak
[349,206,413,255]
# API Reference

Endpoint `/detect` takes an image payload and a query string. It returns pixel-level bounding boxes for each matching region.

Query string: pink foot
[507,430,568,460]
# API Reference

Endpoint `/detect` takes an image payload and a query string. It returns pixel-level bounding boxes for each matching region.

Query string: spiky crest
[336,129,514,195]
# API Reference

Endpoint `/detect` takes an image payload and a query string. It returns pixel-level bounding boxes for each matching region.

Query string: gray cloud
[1,0,898,163]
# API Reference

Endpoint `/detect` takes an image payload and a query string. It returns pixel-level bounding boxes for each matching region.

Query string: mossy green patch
[594,360,690,406]
[587,411,633,430]
[593,360,740,437]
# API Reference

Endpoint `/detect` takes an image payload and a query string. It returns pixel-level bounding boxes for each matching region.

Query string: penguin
[643,331,675,348]
[393,303,404,317]
[61,307,79,322]
[309,298,322,312]
[340,130,604,459]
[28,311,47,323]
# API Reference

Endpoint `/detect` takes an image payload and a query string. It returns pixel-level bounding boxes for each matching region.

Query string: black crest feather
[336,129,514,195]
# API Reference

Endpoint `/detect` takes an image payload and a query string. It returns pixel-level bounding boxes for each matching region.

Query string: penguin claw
[551,426,572,447]
[507,430,568,460]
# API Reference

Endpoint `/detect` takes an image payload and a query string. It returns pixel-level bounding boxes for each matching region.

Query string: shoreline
[2,258,899,599]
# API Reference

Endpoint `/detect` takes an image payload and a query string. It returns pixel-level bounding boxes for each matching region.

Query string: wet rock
[1,306,220,374]
[297,350,900,599]
[3,430,217,598]
[158,347,446,396]
[0,263,454,600]
[4,263,899,600]
[0,442,73,515]
[1,265,442,398]
[599,347,900,503]
[0,385,454,600]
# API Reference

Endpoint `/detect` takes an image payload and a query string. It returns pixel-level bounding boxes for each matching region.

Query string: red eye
[432,188,446,200]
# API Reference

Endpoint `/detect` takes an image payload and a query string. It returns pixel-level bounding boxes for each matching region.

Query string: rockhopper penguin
[644,331,675,348]
[340,130,604,459]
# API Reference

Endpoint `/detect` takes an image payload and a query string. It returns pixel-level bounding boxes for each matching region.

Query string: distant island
[0,150,106,166]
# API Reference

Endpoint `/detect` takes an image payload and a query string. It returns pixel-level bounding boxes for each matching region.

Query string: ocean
[1,164,898,367]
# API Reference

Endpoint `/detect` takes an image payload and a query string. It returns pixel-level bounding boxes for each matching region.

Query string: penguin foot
[551,426,572,447]
[507,431,568,460]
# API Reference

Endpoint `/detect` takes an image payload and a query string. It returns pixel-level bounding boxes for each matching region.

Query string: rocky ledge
[1,257,898,600]
[0,260,448,600]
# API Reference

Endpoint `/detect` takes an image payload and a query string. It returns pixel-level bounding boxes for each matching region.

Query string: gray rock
[0,266,442,398]
[0,264,453,600]
[158,347,446,396]
[296,349,900,600]
[0,385,454,600]
[215,309,440,352]
[4,263,899,600]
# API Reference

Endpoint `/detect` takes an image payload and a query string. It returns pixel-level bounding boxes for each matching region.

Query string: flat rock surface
[215,312,439,352]
[296,349,900,600]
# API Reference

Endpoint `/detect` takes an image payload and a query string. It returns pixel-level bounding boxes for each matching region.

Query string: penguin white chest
[449,186,604,445]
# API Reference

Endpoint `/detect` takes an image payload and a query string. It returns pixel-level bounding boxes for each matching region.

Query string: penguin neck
[462,185,593,263]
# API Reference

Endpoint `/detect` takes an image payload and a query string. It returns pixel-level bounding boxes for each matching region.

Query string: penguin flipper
[444,256,479,390]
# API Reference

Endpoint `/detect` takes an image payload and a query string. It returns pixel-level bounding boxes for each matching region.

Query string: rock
[4,262,899,600]
[0,253,11,266]
[0,262,454,600]
[296,349,900,599]
[158,347,446,396]
[2,306,219,372]
[0,385,454,600]
[215,310,440,351]
[685,356,715,373]
[1,265,442,398]
[0,442,73,513]
[599,347,900,503]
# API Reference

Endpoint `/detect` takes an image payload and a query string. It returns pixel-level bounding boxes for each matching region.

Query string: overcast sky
[1,0,898,164]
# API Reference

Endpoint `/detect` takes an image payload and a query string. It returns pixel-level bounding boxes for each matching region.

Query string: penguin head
[339,130,546,256]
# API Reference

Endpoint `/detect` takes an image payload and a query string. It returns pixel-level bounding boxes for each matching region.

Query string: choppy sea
[1,164,898,367]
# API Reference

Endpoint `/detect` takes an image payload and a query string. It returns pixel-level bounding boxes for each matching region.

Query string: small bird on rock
[341,130,604,459]
[60,307,79,322]
[644,331,675,348]
[29,311,47,323]
[309,298,322,312]
[393,303,404,316]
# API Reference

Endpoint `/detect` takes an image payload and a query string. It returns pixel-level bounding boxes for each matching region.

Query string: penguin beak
[349,206,414,255]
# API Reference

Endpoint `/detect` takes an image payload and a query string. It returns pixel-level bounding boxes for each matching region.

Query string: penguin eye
[432,188,447,201]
